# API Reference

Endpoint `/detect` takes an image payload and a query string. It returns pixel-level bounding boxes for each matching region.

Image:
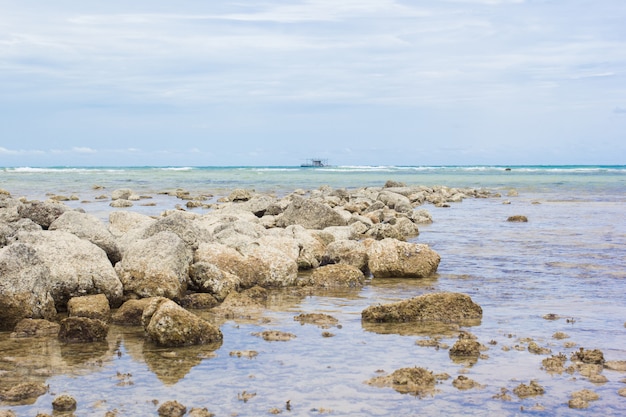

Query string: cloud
[72,147,97,154]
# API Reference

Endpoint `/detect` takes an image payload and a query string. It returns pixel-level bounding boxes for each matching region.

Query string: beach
[1,165,625,416]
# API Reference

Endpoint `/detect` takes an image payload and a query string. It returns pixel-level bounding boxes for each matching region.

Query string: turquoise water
[1,165,625,416]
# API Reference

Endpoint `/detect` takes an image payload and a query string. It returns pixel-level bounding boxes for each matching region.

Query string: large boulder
[361,292,482,323]
[365,238,440,278]
[283,225,327,270]
[276,197,347,229]
[194,242,258,288]
[49,211,122,264]
[141,211,212,250]
[189,262,241,301]
[322,240,369,272]
[0,243,57,329]
[142,297,223,347]
[239,244,299,287]
[17,200,71,229]
[12,230,123,310]
[58,316,109,343]
[0,218,41,248]
[115,231,192,300]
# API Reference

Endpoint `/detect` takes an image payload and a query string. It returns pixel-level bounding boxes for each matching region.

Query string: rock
[452,375,483,390]
[0,382,48,402]
[410,209,433,224]
[142,211,212,250]
[188,408,215,417]
[111,298,154,326]
[142,297,223,347]
[115,231,192,300]
[322,239,369,272]
[277,197,347,229]
[194,243,258,288]
[568,389,600,409]
[513,380,545,398]
[213,220,266,249]
[365,238,440,278]
[605,360,626,371]
[58,317,109,343]
[252,330,296,342]
[10,318,60,338]
[49,211,122,264]
[377,190,411,211]
[528,341,551,355]
[0,218,41,248]
[507,215,528,222]
[298,264,365,288]
[294,313,339,329]
[109,199,134,208]
[542,353,568,374]
[283,225,327,269]
[571,348,605,364]
[111,188,133,200]
[189,262,241,301]
[0,411,16,417]
[0,243,57,330]
[158,400,187,417]
[383,180,406,188]
[52,394,77,412]
[238,244,298,287]
[619,388,626,397]
[366,367,436,396]
[13,230,123,310]
[108,211,155,238]
[67,294,111,322]
[362,292,482,323]
[449,333,482,358]
[364,223,405,241]
[17,200,70,229]
[179,293,219,309]
[228,189,252,202]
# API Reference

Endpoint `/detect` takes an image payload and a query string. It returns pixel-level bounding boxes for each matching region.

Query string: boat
[300,158,328,168]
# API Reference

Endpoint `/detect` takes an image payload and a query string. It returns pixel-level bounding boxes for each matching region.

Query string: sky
[0,0,625,167]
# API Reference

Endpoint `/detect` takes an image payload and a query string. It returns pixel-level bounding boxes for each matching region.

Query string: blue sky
[1,0,624,166]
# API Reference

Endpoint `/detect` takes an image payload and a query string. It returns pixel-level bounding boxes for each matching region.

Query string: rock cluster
[0,184,489,344]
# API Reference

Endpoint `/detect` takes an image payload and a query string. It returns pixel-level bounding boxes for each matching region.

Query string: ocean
[1,165,625,416]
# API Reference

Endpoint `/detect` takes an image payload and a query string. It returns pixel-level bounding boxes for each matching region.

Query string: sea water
[0,165,625,416]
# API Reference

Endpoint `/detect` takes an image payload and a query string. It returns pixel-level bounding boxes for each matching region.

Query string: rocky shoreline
[1,182,624,416]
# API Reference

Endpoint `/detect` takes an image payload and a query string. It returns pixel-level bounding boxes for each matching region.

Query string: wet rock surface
[361,292,482,323]
[367,367,437,396]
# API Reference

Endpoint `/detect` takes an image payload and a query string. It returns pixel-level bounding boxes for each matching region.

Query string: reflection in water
[142,342,222,385]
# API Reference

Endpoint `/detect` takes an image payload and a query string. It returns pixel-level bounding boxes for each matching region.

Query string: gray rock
[323,240,369,272]
[13,230,123,310]
[365,238,440,278]
[189,262,241,301]
[50,211,121,264]
[111,188,133,200]
[0,243,57,329]
[17,200,70,229]
[277,197,347,229]
[142,211,212,250]
[115,231,192,300]
[299,264,365,288]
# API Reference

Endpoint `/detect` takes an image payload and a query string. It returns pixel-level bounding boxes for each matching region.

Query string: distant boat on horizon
[300,158,329,168]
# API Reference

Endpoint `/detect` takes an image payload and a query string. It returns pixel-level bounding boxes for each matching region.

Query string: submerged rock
[52,394,77,412]
[513,380,545,398]
[361,292,482,323]
[571,348,605,365]
[367,367,436,396]
[10,318,60,338]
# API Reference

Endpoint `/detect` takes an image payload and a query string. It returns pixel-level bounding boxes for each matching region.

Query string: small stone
[52,394,77,412]
[158,400,187,417]
[507,215,528,222]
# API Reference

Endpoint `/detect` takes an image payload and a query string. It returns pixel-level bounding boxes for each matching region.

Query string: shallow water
[1,167,626,416]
